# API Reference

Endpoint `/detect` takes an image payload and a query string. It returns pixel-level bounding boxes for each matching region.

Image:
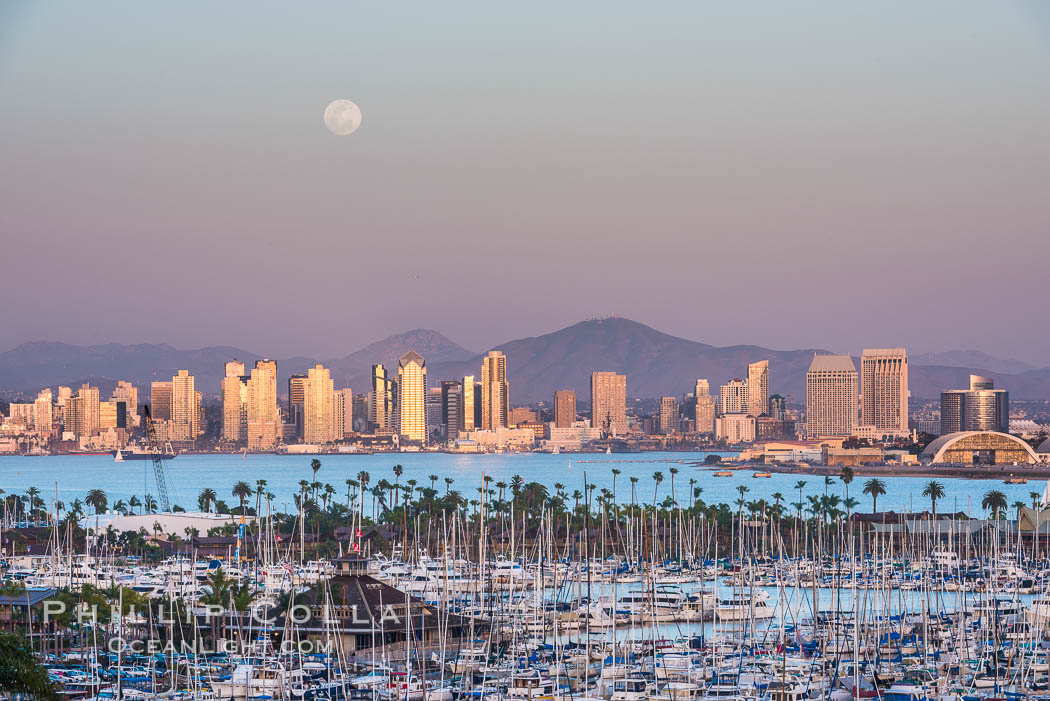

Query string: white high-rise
[480,351,509,430]
[719,379,748,415]
[246,359,280,449]
[222,360,248,441]
[747,360,769,417]
[806,354,858,437]
[170,370,201,441]
[303,364,335,444]
[860,348,909,433]
[397,351,428,443]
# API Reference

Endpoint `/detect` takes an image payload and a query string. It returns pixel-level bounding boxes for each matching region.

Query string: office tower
[747,360,770,417]
[940,375,1009,434]
[426,387,443,441]
[719,379,748,415]
[768,394,786,421]
[442,380,463,438]
[170,370,201,441]
[34,389,53,436]
[111,381,138,418]
[151,381,173,421]
[335,388,353,438]
[480,350,509,430]
[8,403,35,427]
[99,400,118,429]
[591,371,627,436]
[806,354,858,437]
[860,348,909,433]
[369,364,395,432]
[396,351,428,443]
[695,396,716,434]
[461,376,476,432]
[65,395,83,436]
[554,390,577,428]
[73,384,100,437]
[658,396,678,435]
[287,373,307,438]
[222,361,248,441]
[57,386,72,406]
[303,364,335,443]
[246,359,280,448]
[509,407,537,425]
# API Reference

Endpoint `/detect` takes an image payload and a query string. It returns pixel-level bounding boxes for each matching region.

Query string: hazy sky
[3,2,1049,363]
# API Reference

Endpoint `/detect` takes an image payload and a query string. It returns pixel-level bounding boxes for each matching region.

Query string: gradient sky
[3,2,1050,363]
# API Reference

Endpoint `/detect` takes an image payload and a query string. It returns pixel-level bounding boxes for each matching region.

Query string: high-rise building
[591,371,627,436]
[940,375,1009,434]
[747,361,770,417]
[71,384,100,437]
[288,373,307,438]
[719,379,749,415]
[441,380,463,438]
[860,348,909,433]
[461,375,476,432]
[426,387,443,442]
[397,351,428,443]
[554,390,577,428]
[222,361,248,441]
[246,359,280,449]
[480,351,509,430]
[335,388,353,438]
[806,354,858,437]
[658,396,678,435]
[111,381,138,421]
[99,400,119,429]
[369,364,395,433]
[303,364,335,443]
[768,394,786,421]
[170,370,201,441]
[34,389,53,436]
[150,381,173,421]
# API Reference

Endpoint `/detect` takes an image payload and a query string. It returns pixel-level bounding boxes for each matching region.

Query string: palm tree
[982,490,1008,520]
[652,472,664,505]
[629,476,639,507]
[128,495,141,515]
[428,474,438,492]
[794,480,807,520]
[198,488,217,513]
[1032,491,1042,511]
[669,467,679,506]
[862,478,886,513]
[840,467,854,514]
[255,479,267,516]
[611,468,621,502]
[86,489,107,515]
[771,492,783,521]
[922,481,945,517]
[444,477,454,496]
[144,494,158,513]
[232,481,252,514]
[0,631,58,700]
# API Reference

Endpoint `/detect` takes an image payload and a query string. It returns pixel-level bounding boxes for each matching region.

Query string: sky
[2,2,1050,364]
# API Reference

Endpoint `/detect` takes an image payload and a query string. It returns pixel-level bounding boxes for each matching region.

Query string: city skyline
[3,4,1050,362]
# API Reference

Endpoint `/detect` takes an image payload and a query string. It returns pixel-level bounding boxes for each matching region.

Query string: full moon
[323,99,362,136]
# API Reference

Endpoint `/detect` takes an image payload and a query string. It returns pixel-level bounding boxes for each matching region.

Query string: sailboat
[113,449,124,463]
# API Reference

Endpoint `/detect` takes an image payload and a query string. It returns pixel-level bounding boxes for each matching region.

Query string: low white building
[716,414,755,443]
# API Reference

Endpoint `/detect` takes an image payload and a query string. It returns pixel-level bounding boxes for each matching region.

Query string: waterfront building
[170,370,201,441]
[7,403,35,428]
[426,387,443,441]
[110,381,138,425]
[461,375,477,432]
[396,351,428,443]
[940,375,1009,434]
[246,359,280,449]
[335,387,353,438]
[658,396,678,435]
[34,389,53,436]
[860,348,909,434]
[72,383,100,438]
[694,379,715,434]
[554,389,577,428]
[590,371,627,436]
[369,364,395,433]
[480,350,509,430]
[719,378,748,415]
[303,364,335,444]
[806,354,858,437]
[716,413,756,443]
[747,360,770,417]
[922,430,1037,465]
[288,373,307,438]
[509,407,537,425]
[150,381,173,421]
[99,400,118,430]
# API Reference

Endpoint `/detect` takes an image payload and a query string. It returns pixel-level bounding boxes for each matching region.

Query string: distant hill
[911,350,1035,375]
[2,321,1049,403]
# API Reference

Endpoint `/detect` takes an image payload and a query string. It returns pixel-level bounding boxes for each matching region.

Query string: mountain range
[1,318,1048,403]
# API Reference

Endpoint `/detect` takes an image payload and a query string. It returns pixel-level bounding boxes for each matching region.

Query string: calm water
[0,451,1044,516]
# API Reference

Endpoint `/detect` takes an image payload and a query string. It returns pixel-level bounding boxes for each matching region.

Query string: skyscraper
[397,351,428,443]
[441,380,463,438]
[940,375,1009,434]
[75,383,100,437]
[111,381,138,419]
[288,373,308,437]
[806,354,858,437]
[480,350,509,430]
[34,389,53,436]
[335,387,353,438]
[303,364,335,444]
[222,360,248,441]
[461,375,476,432]
[554,390,577,428]
[150,381,173,421]
[590,371,627,436]
[369,364,395,432]
[860,348,909,433]
[170,370,201,441]
[695,379,715,434]
[747,360,770,417]
[246,359,280,449]
[719,379,748,415]
[658,396,678,435]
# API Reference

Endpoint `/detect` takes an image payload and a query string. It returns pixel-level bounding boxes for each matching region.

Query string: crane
[142,405,171,512]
